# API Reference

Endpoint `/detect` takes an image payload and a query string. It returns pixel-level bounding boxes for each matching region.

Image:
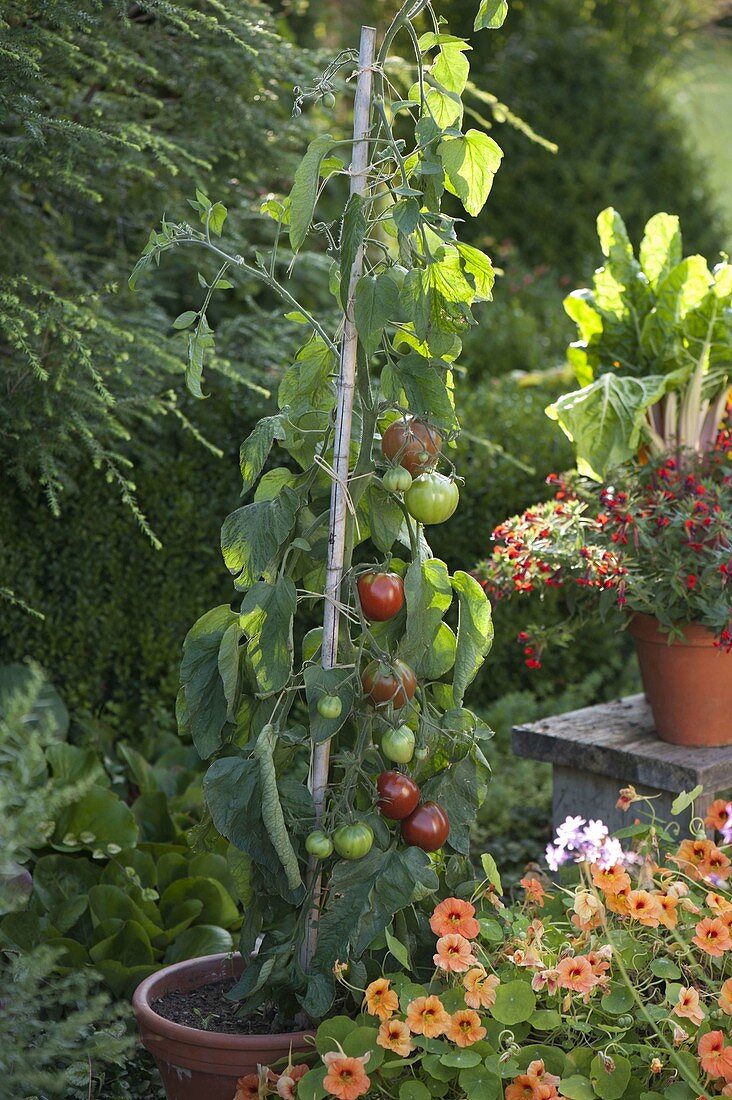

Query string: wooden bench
[512,694,732,835]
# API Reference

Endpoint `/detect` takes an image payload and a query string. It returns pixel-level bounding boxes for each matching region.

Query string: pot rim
[628,611,720,648]
[132,952,313,1051]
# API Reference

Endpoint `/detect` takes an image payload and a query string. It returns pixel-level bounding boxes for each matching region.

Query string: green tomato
[414,746,429,760]
[404,472,459,525]
[381,724,415,764]
[321,90,336,109]
[317,694,342,720]
[382,466,413,494]
[332,822,374,860]
[305,831,334,859]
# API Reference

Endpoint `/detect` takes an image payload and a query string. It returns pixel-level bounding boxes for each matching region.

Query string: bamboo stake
[301,24,377,973]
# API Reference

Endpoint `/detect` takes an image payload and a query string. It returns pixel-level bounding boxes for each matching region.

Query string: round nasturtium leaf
[489,979,536,1025]
[440,1048,482,1069]
[399,1083,432,1100]
[590,1053,632,1100]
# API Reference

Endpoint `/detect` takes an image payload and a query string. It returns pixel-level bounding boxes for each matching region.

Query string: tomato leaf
[354,273,401,357]
[340,192,367,309]
[288,134,335,252]
[451,570,493,705]
[221,487,299,590]
[399,558,452,674]
[439,129,503,217]
[240,578,297,696]
[179,605,240,758]
[474,0,508,31]
[239,414,286,496]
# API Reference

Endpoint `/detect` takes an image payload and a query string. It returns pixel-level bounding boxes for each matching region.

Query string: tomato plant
[131,0,504,1024]
[381,418,442,476]
[376,771,420,820]
[361,659,417,709]
[404,472,460,525]
[400,802,450,852]
[357,571,405,622]
[381,724,415,764]
[333,822,374,861]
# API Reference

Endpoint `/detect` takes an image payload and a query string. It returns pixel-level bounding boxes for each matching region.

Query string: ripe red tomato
[381,418,442,476]
[404,472,459,525]
[357,571,405,622]
[376,771,420,820]
[361,659,417,709]
[400,801,450,851]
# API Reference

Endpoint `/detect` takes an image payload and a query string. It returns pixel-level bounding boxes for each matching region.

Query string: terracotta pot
[133,953,313,1100]
[629,613,732,746]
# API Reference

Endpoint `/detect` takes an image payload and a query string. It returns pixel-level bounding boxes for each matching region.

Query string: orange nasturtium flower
[430,896,480,939]
[376,1018,413,1057]
[719,978,732,1016]
[322,1052,371,1100]
[591,862,631,895]
[626,889,662,927]
[555,955,596,997]
[705,798,732,831]
[433,933,478,973]
[674,839,731,882]
[673,986,705,1027]
[446,1008,486,1048]
[693,916,732,957]
[406,995,450,1037]
[519,875,548,905]
[234,1074,262,1100]
[463,966,500,1010]
[698,1031,732,1080]
[363,978,398,1021]
[655,893,679,929]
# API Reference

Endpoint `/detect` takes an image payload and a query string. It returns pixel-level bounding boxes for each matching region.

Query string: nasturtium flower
[519,875,548,905]
[433,933,478,973]
[626,889,662,927]
[719,977,732,1015]
[430,896,480,939]
[705,798,732,831]
[591,862,631,895]
[322,1051,371,1100]
[363,977,398,1021]
[446,1008,486,1047]
[234,1074,262,1100]
[556,955,596,997]
[376,1018,413,1057]
[673,986,705,1027]
[463,966,500,1010]
[698,1031,732,1080]
[406,994,450,1037]
[656,893,679,929]
[693,916,732,957]
[674,839,731,882]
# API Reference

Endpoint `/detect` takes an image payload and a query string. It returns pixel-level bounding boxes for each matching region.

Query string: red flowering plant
[475,430,732,668]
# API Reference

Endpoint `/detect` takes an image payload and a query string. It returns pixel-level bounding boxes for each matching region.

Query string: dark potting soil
[152,979,300,1035]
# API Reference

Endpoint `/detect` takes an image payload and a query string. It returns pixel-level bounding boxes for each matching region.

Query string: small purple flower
[720,804,732,845]
[546,816,633,872]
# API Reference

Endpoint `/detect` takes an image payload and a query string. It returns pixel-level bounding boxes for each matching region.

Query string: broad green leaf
[400,1083,432,1100]
[456,242,495,301]
[180,605,239,758]
[252,725,302,890]
[159,876,239,929]
[440,1049,481,1068]
[480,852,502,894]
[650,957,681,980]
[340,193,367,308]
[590,1053,631,1100]
[490,980,536,1025]
[207,202,227,236]
[457,1065,500,1100]
[304,665,356,744]
[239,415,286,496]
[354,273,401,357]
[439,130,503,216]
[639,212,682,288]
[53,785,138,856]
[475,1,508,30]
[289,135,335,252]
[433,43,470,95]
[46,742,105,786]
[87,884,162,941]
[218,620,243,720]
[164,924,233,964]
[240,578,297,696]
[640,256,712,365]
[296,1066,327,1100]
[451,570,493,705]
[368,482,407,553]
[390,352,458,432]
[600,983,634,1014]
[221,487,299,590]
[172,310,197,329]
[419,622,457,680]
[385,927,410,968]
[254,467,297,503]
[423,753,487,854]
[546,372,676,479]
[559,1077,595,1100]
[315,1016,359,1055]
[32,855,99,932]
[399,558,452,674]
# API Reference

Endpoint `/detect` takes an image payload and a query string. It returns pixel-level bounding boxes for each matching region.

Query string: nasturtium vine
[132,0,506,1021]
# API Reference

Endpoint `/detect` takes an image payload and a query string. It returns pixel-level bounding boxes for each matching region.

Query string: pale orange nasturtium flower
[446,1008,487,1048]
[708,891,732,916]
[705,798,732,831]
[463,966,500,1011]
[433,933,478,974]
[719,978,732,1016]
[656,893,679,929]
[698,1031,732,1080]
[604,887,631,917]
[674,839,731,882]
[376,1018,413,1057]
[591,862,631,896]
[573,888,604,928]
[234,1074,263,1100]
[626,889,662,927]
[504,1060,559,1100]
[520,875,548,905]
[322,1051,371,1100]
[363,978,398,1021]
[555,955,596,997]
[693,916,732,958]
[673,986,705,1027]
[430,896,480,939]
[274,1065,307,1100]
[406,995,450,1038]
[616,785,638,811]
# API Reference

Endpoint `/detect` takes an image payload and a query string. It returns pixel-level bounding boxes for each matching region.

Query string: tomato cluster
[376,770,450,852]
[380,417,459,526]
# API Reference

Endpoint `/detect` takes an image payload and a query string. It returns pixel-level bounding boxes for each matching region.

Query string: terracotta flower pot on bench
[133,953,313,1100]
[629,613,732,747]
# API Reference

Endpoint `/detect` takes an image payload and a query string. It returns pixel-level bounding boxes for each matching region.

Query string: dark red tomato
[381,418,443,476]
[361,659,417,709]
[357,571,405,622]
[401,801,450,851]
[376,771,421,820]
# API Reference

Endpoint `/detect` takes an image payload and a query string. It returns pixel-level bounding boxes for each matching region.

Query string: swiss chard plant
[549,209,732,479]
[131,0,509,1023]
